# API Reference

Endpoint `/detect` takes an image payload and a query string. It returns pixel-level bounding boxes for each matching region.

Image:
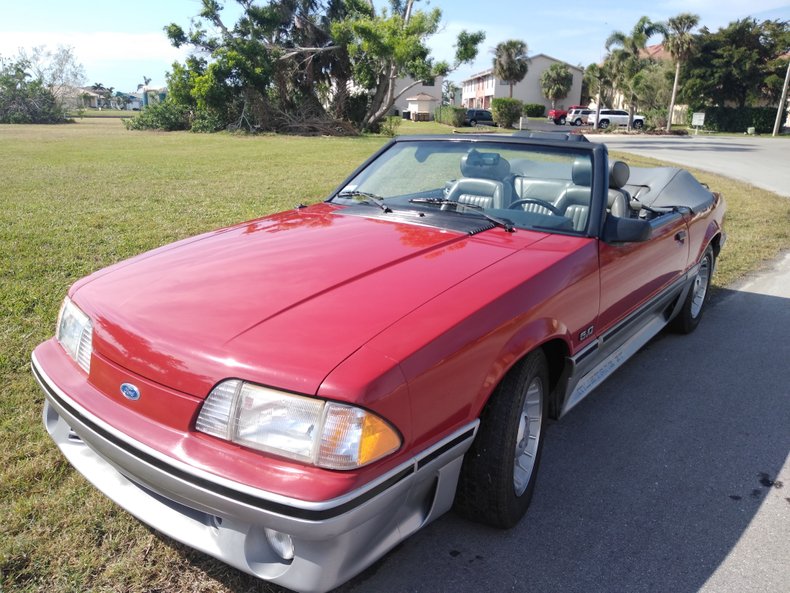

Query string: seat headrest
[461,150,510,180]
[609,160,630,189]
[572,158,592,186]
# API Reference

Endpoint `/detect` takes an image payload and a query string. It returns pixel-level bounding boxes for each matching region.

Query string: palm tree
[585,62,613,125]
[663,13,700,131]
[605,16,666,129]
[492,40,529,98]
[540,63,573,109]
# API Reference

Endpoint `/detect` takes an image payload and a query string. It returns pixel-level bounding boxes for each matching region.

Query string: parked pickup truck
[588,108,646,129]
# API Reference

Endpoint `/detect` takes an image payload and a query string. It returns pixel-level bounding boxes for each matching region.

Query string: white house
[391,76,443,118]
[404,92,439,120]
[461,54,583,112]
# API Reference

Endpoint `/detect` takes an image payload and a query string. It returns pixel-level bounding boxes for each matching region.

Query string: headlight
[196,380,401,470]
[56,297,93,373]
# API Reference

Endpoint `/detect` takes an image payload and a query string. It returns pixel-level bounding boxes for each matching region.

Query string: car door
[597,211,690,333]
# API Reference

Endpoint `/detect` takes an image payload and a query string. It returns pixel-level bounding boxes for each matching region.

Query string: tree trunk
[509,83,513,98]
[666,60,681,132]
[594,89,602,129]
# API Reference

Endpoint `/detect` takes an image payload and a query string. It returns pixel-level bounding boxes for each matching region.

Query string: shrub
[523,103,545,117]
[124,100,190,131]
[686,106,777,134]
[380,115,402,137]
[644,108,669,131]
[190,108,226,133]
[0,58,69,124]
[491,98,523,128]
[434,105,466,127]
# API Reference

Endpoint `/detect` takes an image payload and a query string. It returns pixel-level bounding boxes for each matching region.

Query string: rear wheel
[454,350,548,528]
[559,116,566,125]
[470,119,478,127]
[573,118,582,126]
[671,245,714,334]
[599,119,610,129]
[633,119,644,129]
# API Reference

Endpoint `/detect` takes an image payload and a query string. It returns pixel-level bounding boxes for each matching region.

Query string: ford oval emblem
[120,383,141,401]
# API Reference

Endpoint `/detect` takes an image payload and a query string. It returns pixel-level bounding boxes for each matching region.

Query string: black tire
[470,119,478,127]
[559,116,566,125]
[633,119,644,129]
[671,245,714,334]
[573,118,582,126]
[599,119,610,129]
[454,350,548,529]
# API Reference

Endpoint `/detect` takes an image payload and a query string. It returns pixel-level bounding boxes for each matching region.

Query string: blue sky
[1,0,788,92]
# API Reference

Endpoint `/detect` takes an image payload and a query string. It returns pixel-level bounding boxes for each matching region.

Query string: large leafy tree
[662,13,699,131]
[492,40,529,98]
[605,16,665,129]
[161,0,483,132]
[333,1,483,129]
[681,19,789,108]
[540,63,573,108]
[16,45,85,108]
[0,57,68,123]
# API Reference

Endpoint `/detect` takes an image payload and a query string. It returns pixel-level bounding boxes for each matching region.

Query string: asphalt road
[586,133,790,198]
[324,134,790,593]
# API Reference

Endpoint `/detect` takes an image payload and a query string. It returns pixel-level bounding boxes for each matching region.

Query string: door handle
[675,230,687,243]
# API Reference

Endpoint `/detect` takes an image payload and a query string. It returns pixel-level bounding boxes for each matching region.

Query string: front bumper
[33,353,476,593]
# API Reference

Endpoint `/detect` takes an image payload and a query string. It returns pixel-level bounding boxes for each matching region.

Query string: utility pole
[772,60,790,137]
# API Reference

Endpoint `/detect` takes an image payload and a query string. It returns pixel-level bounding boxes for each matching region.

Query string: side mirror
[602,214,651,243]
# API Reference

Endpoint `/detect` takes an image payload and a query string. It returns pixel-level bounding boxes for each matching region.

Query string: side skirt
[557,268,697,417]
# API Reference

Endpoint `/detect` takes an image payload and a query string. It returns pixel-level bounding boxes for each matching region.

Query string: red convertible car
[33,134,725,593]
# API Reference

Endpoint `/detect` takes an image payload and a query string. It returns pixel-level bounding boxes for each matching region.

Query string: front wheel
[573,118,582,126]
[633,120,644,129]
[598,119,610,129]
[671,246,714,334]
[454,350,548,528]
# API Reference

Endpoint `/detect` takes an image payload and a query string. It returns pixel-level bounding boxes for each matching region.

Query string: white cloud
[0,31,189,88]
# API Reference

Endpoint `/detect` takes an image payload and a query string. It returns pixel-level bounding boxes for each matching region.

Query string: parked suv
[587,109,645,129]
[547,105,585,125]
[465,109,495,126]
[567,108,594,126]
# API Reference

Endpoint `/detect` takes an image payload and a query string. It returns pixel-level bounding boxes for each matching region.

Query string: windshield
[331,140,594,235]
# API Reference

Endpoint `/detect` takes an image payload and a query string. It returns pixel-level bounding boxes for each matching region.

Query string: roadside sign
[692,112,705,135]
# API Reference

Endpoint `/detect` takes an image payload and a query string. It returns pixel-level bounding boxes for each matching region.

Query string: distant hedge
[523,103,545,117]
[491,98,523,128]
[124,100,190,131]
[434,105,466,127]
[688,106,777,133]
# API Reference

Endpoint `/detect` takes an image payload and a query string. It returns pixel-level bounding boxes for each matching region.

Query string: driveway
[585,134,790,197]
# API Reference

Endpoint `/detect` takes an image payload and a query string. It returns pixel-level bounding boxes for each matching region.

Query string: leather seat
[446,150,512,209]
[607,160,631,218]
[554,158,592,231]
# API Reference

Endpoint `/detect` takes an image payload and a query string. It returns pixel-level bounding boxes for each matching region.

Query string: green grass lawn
[1,118,788,592]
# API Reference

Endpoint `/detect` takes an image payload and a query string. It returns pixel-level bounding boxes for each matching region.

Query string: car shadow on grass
[190,286,790,593]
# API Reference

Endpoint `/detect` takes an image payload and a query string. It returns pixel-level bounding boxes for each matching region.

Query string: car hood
[74,204,537,397]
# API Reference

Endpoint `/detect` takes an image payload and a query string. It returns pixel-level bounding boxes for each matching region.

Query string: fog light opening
[264,528,294,561]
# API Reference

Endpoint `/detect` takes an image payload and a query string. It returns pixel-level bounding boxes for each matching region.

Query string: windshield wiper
[336,190,392,213]
[409,198,515,233]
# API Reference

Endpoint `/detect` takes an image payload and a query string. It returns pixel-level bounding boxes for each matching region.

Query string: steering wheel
[508,198,562,215]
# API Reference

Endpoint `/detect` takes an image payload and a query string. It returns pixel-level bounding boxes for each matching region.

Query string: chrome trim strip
[32,351,477,517]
